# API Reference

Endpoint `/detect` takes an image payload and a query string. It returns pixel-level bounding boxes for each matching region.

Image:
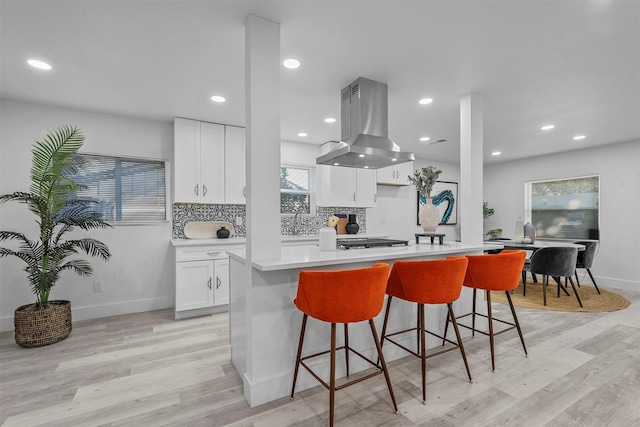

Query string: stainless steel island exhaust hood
[316,77,415,169]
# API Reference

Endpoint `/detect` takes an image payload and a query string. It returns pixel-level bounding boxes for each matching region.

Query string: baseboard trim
[0,296,174,332]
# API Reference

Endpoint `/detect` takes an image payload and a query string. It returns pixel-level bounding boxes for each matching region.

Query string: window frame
[524,174,600,241]
[280,163,316,216]
[68,152,171,225]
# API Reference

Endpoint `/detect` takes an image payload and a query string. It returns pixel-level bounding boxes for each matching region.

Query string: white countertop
[227,241,492,271]
[170,233,386,247]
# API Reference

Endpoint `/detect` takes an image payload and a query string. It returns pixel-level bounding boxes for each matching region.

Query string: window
[67,154,167,223]
[525,175,599,240]
[280,165,314,214]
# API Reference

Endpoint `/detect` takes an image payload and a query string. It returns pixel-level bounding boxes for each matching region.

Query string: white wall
[367,159,461,242]
[0,99,174,331]
[484,139,640,291]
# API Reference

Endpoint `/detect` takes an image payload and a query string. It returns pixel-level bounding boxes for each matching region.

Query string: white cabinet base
[174,304,228,320]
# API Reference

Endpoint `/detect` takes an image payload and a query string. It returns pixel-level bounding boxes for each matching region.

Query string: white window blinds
[69,154,167,223]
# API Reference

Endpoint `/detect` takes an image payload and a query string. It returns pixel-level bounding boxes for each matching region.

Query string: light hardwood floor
[1,285,639,427]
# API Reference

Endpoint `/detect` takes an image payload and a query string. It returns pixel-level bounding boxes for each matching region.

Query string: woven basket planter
[14,300,72,348]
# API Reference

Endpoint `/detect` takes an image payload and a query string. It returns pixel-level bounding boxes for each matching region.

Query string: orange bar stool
[379,257,471,404]
[290,263,398,426]
[448,250,527,372]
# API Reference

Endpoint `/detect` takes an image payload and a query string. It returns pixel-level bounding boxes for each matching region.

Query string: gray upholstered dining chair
[524,246,581,307]
[573,241,601,294]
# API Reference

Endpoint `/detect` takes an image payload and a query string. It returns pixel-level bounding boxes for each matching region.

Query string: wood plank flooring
[1,286,639,427]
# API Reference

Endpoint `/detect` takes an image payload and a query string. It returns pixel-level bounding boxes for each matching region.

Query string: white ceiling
[1,0,638,164]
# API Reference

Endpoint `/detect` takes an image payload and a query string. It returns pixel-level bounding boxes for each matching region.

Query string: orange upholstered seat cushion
[463,250,527,291]
[295,263,390,323]
[385,257,469,304]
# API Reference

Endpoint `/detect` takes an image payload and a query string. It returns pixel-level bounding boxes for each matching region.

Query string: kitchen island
[227,241,492,407]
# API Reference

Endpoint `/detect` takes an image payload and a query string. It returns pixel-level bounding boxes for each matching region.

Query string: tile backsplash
[172,203,366,239]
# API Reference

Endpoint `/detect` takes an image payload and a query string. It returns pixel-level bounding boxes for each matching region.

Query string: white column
[241,15,282,406]
[460,93,484,244]
[245,15,282,260]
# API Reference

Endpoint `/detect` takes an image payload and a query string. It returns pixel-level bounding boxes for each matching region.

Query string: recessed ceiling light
[492,151,501,156]
[419,137,431,142]
[419,98,433,105]
[210,95,226,103]
[27,59,52,70]
[283,59,300,69]
[391,158,398,162]
[297,132,307,137]
[364,166,369,169]
[333,162,339,166]
[324,117,336,123]
[573,135,586,140]
[358,154,365,158]
[541,124,555,130]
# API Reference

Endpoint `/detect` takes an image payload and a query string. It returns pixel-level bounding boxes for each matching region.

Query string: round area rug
[491,280,631,312]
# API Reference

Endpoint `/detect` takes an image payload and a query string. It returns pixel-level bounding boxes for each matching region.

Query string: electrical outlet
[236,216,243,226]
[94,281,103,292]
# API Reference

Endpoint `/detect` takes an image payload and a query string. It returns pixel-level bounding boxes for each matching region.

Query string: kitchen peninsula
[227,241,491,407]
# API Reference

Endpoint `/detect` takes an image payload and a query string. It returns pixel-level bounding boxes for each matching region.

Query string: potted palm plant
[408,166,442,233]
[0,125,112,347]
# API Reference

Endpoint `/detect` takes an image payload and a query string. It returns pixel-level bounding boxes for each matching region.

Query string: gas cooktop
[337,238,409,250]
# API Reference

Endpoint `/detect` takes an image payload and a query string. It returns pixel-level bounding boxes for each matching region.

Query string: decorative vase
[419,197,441,233]
[216,226,230,238]
[345,214,360,234]
[514,217,524,243]
[524,222,536,242]
[14,300,72,348]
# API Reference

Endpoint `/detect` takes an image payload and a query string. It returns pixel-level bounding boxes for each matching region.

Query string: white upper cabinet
[376,161,413,186]
[224,126,246,204]
[316,165,377,207]
[174,118,245,204]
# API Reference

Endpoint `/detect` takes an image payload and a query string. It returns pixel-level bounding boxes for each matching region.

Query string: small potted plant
[408,166,442,233]
[483,202,503,239]
[0,126,112,347]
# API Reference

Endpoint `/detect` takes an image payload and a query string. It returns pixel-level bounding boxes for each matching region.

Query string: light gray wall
[0,99,174,331]
[484,139,640,291]
[366,159,461,242]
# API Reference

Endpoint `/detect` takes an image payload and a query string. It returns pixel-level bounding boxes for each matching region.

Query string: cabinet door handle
[207,277,212,290]
[203,184,208,196]
[194,184,199,196]
[374,194,377,202]
[216,276,221,289]
[207,252,221,257]
[242,186,246,197]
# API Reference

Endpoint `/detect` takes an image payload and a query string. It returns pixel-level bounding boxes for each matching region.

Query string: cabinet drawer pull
[194,184,199,196]
[207,252,221,257]
[203,184,208,196]
[207,277,212,290]
[353,192,356,201]
[216,276,221,289]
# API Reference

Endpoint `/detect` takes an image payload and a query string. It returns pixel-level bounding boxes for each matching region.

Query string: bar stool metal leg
[447,303,472,382]
[329,323,337,427]
[505,291,527,356]
[369,319,399,413]
[419,303,427,404]
[344,323,350,377]
[290,313,308,399]
[486,291,496,372]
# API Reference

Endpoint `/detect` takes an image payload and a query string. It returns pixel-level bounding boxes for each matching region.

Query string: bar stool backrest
[386,257,469,304]
[528,247,578,278]
[295,263,390,323]
[464,250,527,291]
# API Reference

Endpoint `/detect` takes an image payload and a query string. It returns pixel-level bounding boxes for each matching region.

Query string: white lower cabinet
[174,244,238,319]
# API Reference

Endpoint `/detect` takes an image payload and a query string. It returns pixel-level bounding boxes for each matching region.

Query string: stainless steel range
[337,238,409,250]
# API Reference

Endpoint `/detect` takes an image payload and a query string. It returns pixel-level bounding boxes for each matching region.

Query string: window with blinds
[68,154,167,223]
[525,175,599,240]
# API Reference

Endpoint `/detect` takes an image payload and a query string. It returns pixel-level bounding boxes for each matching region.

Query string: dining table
[484,239,586,252]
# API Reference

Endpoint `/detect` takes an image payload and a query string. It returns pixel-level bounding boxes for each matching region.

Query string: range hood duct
[316,77,415,169]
